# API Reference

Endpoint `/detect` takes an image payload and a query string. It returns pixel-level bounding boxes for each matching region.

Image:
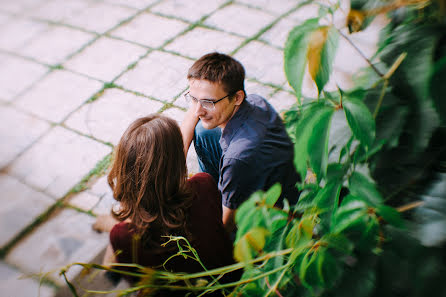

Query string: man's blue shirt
[218,94,300,209]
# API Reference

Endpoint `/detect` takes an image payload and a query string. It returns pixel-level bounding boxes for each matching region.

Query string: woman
[103,114,238,295]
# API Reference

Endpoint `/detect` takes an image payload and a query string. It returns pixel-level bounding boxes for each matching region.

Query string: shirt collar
[219,98,251,151]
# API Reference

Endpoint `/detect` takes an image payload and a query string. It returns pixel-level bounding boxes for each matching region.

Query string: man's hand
[180,107,199,157]
[222,205,236,233]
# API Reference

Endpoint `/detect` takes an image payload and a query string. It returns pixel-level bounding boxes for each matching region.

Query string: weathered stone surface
[237,0,297,15]
[6,208,108,285]
[234,41,287,86]
[0,53,48,101]
[15,70,102,123]
[260,17,296,49]
[0,18,48,51]
[104,0,158,9]
[165,27,244,59]
[8,126,111,198]
[0,12,11,25]
[162,106,186,124]
[26,0,90,22]
[245,80,276,100]
[269,91,297,114]
[65,2,136,34]
[0,0,45,14]
[19,25,95,65]
[287,3,320,23]
[116,50,191,100]
[111,12,188,48]
[151,0,227,22]
[87,175,116,216]
[204,4,275,37]
[0,174,54,249]
[0,106,50,169]
[65,88,164,145]
[65,37,146,82]
[68,191,100,212]
[0,261,56,297]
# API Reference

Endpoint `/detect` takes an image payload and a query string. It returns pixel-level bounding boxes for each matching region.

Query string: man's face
[188,79,240,130]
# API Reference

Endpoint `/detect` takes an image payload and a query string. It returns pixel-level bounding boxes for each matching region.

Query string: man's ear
[234,90,245,106]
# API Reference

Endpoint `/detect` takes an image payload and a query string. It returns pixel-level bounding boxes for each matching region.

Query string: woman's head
[108,114,191,237]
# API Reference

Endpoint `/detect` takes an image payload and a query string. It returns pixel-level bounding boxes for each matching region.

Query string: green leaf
[313,179,342,211]
[429,56,446,124]
[332,195,368,233]
[343,96,376,148]
[299,249,321,288]
[286,216,314,249]
[264,183,282,207]
[307,26,339,95]
[234,236,252,263]
[377,205,405,228]
[349,172,383,207]
[321,233,354,254]
[284,19,320,99]
[294,102,335,180]
[308,106,335,180]
[316,247,341,288]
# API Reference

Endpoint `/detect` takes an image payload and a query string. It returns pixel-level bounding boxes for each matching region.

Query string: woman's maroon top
[110,173,238,291]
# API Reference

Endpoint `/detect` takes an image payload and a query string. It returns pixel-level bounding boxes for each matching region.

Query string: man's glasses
[184,91,233,111]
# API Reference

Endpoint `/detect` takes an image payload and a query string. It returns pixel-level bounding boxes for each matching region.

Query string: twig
[397,201,424,212]
[336,28,384,78]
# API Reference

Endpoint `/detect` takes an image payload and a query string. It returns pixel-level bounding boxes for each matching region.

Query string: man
[181,52,300,232]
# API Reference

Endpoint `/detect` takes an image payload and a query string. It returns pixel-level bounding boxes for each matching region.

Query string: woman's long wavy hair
[108,114,193,244]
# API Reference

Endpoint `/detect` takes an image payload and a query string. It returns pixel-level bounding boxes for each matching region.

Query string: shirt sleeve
[219,157,258,209]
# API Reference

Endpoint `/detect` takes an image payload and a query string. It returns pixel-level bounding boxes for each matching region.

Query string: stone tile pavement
[0,0,384,296]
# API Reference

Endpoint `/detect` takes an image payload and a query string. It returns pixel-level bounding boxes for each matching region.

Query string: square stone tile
[105,0,158,9]
[287,3,320,23]
[27,0,91,23]
[91,193,115,216]
[236,0,297,15]
[65,88,164,145]
[151,0,227,23]
[234,41,287,86]
[165,27,244,59]
[172,89,189,109]
[19,25,95,65]
[65,2,136,34]
[0,261,56,297]
[6,208,109,284]
[260,17,296,49]
[89,175,112,198]
[111,12,189,48]
[8,126,111,198]
[0,174,54,249]
[268,90,297,114]
[116,50,192,100]
[15,70,103,123]
[0,18,48,51]
[204,4,275,37]
[0,54,48,101]
[65,37,146,82]
[162,107,186,124]
[0,12,11,26]
[68,191,100,212]
[0,106,50,169]
[0,0,46,14]
[245,80,276,99]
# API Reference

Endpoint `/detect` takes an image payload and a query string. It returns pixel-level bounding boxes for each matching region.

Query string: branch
[397,201,424,212]
[336,28,384,78]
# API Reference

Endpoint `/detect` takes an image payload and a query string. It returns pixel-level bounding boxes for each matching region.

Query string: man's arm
[180,107,199,157]
[222,205,236,233]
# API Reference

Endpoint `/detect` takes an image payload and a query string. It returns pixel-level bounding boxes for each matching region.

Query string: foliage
[62,0,446,296]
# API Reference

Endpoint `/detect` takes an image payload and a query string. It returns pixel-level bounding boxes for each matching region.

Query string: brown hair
[108,114,192,244]
[187,52,245,95]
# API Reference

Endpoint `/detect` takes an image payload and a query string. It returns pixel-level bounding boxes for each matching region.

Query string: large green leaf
[414,172,446,247]
[307,26,339,95]
[343,96,376,149]
[308,106,335,180]
[349,172,383,207]
[429,56,446,124]
[285,19,320,100]
[265,183,282,207]
[294,102,335,180]
[376,205,405,228]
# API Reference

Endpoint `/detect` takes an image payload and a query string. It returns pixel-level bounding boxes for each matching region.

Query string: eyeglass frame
[184,91,236,110]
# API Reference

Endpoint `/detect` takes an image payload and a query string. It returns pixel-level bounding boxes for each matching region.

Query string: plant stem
[337,29,384,78]
[373,79,388,118]
[397,201,424,212]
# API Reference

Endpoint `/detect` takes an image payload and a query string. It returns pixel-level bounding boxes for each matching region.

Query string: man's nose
[194,101,206,116]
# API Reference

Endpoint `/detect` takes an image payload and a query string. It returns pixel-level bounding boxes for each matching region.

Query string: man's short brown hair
[187,52,245,95]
